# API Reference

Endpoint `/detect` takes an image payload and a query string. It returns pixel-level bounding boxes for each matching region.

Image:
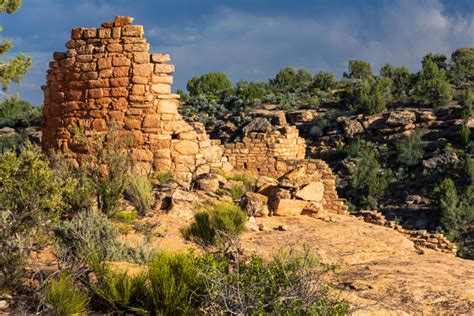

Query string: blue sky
[1,0,473,105]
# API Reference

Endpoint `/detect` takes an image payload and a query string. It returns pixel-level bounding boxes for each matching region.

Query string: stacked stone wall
[353,210,457,254]
[42,16,229,182]
[224,125,305,175]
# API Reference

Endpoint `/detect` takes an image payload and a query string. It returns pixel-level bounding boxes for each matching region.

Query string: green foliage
[434,178,462,239]
[347,142,391,209]
[125,174,153,216]
[115,210,138,224]
[235,80,266,102]
[460,124,471,147]
[460,89,474,119]
[71,125,130,217]
[54,211,148,264]
[43,273,89,315]
[229,185,246,200]
[312,71,336,91]
[0,130,28,153]
[0,95,40,128]
[270,67,313,92]
[201,248,349,315]
[415,59,453,106]
[348,77,390,114]
[186,72,233,98]
[379,64,411,100]
[449,47,474,86]
[0,0,31,91]
[154,170,173,185]
[182,202,246,248]
[226,172,256,189]
[345,60,373,80]
[91,251,203,315]
[396,129,426,166]
[422,53,448,72]
[0,143,70,288]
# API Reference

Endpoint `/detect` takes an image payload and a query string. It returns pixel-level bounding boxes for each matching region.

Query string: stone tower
[42,16,230,182]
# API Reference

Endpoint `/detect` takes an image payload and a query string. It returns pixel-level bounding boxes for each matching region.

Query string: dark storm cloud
[1,0,473,104]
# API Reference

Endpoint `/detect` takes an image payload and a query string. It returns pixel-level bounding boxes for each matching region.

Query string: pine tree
[0,0,31,92]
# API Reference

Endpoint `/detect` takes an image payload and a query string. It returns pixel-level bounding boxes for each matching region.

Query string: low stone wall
[224,125,305,175]
[353,210,457,254]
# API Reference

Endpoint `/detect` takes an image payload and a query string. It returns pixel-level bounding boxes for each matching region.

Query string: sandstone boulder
[242,117,273,134]
[286,110,315,124]
[240,192,269,217]
[385,111,416,127]
[294,182,324,202]
[255,176,279,195]
[271,198,307,216]
[196,177,220,193]
[223,180,244,190]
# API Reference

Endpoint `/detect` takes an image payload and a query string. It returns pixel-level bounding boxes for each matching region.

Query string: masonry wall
[224,125,306,175]
[42,16,229,182]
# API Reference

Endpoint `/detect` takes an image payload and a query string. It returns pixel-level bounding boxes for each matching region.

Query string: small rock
[245,219,260,232]
[274,225,289,231]
[258,223,269,231]
[0,300,8,309]
[240,192,269,217]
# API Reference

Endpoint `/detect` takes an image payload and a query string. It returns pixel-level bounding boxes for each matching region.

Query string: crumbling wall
[42,16,230,182]
[224,120,306,175]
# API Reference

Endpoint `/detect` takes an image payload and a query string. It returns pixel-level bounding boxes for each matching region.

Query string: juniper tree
[0,0,32,92]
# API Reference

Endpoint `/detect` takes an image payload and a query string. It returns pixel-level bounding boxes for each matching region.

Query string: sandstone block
[196,177,220,193]
[71,28,84,40]
[124,117,141,130]
[271,198,307,216]
[107,43,123,53]
[109,77,129,87]
[98,57,112,70]
[143,115,160,128]
[152,75,173,84]
[112,66,130,77]
[294,182,325,202]
[83,28,97,39]
[133,63,153,76]
[156,98,178,114]
[173,140,199,155]
[154,64,175,74]
[151,53,171,63]
[122,25,144,37]
[91,118,107,131]
[98,28,111,38]
[132,148,153,162]
[152,83,171,94]
[114,16,134,27]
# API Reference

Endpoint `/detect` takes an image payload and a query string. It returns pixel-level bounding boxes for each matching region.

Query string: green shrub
[460,124,471,147]
[396,129,426,166]
[200,248,349,315]
[125,175,153,215]
[147,251,204,314]
[434,178,462,240]
[347,142,391,209]
[115,210,138,224]
[348,77,390,114]
[71,124,130,217]
[0,95,40,128]
[54,211,148,264]
[0,143,70,288]
[229,186,246,200]
[182,202,246,248]
[226,172,256,189]
[155,170,173,185]
[43,273,89,315]
[91,251,203,315]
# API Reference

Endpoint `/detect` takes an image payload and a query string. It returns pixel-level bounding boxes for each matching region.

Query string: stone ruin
[42,16,230,183]
[42,16,346,214]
